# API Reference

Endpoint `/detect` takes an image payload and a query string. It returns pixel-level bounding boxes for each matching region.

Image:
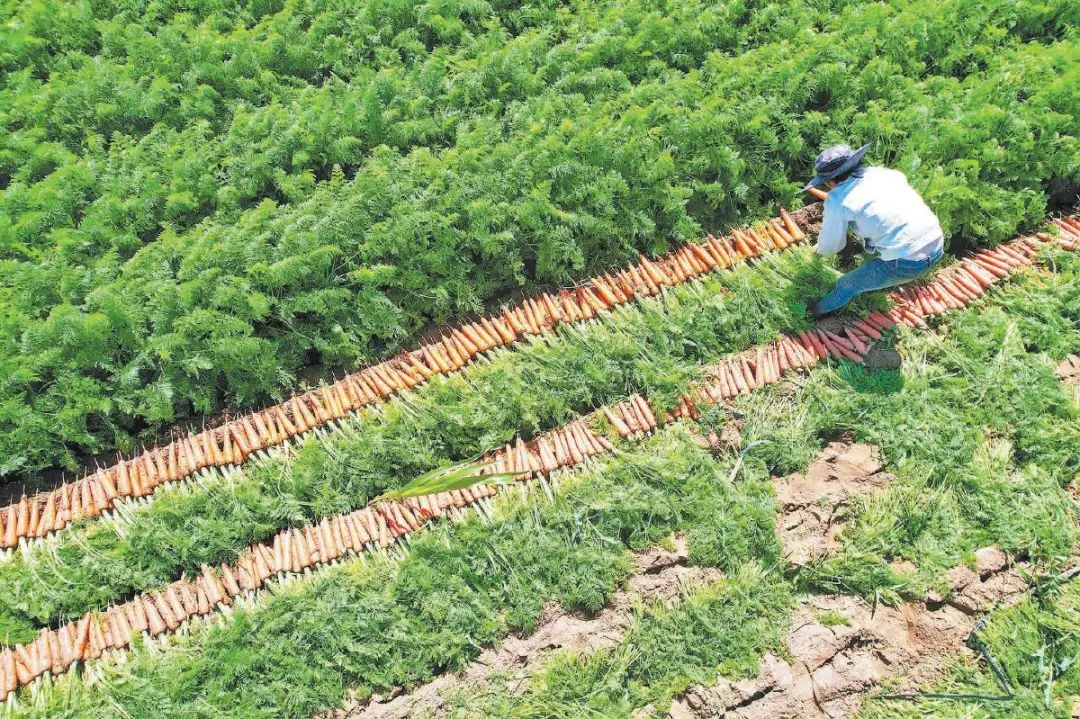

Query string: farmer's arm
[815,201,849,257]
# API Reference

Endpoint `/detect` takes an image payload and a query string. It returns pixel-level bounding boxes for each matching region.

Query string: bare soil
[1057,354,1080,387]
[670,444,1040,719]
[774,442,891,567]
[669,557,1032,719]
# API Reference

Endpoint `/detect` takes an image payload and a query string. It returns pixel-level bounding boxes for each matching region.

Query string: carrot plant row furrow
[0,419,618,700]
[1,426,782,718]
[0,209,811,548]
[0,213,1073,647]
[0,245,825,645]
[2,212,1075,696]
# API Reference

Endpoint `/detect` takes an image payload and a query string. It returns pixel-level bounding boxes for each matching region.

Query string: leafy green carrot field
[2,0,1077,476]
[1,0,1079,717]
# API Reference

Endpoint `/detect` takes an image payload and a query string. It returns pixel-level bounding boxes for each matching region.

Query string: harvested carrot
[850,318,880,341]
[583,286,609,314]
[782,337,801,370]
[88,478,109,515]
[717,364,734,397]
[952,272,981,300]
[605,273,630,303]
[871,310,898,330]
[831,334,864,363]
[724,360,745,394]
[997,245,1028,265]
[636,254,667,287]
[690,242,717,270]
[780,208,805,241]
[739,356,757,390]
[591,278,619,308]
[825,330,856,353]
[775,219,798,247]
[667,250,689,278]
[762,348,777,383]
[709,235,734,268]
[732,231,753,257]
[748,228,769,253]
[766,222,787,250]
[807,186,828,201]
[751,348,765,387]
[843,327,869,355]
[972,255,1008,278]
[633,394,658,428]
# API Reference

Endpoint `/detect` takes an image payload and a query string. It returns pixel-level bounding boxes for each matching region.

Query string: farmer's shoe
[864,347,902,370]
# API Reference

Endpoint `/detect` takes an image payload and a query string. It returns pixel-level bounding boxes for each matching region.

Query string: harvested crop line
[2,214,1074,699]
[631,215,1080,425]
[0,208,812,548]
[0,421,616,700]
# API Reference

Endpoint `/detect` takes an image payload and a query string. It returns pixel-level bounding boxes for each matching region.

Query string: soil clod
[1057,354,1080,386]
[775,442,892,566]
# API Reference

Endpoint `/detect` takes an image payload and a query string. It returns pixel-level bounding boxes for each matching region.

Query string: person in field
[804,143,944,319]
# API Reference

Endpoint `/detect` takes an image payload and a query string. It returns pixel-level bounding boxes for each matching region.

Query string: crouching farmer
[804,143,944,318]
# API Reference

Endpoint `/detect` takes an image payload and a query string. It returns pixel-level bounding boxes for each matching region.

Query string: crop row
[0,213,1074,646]
[8,237,1080,719]
[4,0,1076,476]
[0,239,824,643]
[0,208,810,547]
[0,418,614,700]
[3,422,787,718]
[2,214,1075,698]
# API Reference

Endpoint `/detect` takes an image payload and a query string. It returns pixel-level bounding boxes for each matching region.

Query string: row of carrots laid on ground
[0,208,811,548]
[658,215,1080,423]
[0,420,616,700]
[1,215,1076,701]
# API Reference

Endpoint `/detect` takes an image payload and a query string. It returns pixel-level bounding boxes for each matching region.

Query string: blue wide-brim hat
[802,142,872,191]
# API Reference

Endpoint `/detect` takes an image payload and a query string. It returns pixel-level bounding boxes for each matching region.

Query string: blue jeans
[813,247,944,316]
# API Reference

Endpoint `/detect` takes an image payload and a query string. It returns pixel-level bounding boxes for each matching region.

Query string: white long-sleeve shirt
[816,167,944,261]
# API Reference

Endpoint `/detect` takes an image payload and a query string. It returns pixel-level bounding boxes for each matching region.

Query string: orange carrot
[766,222,788,250]
[972,255,1009,278]
[843,327,868,355]
[676,247,700,276]
[612,272,636,299]
[606,273,631,303]
[739,356,757,390]
[732,231,753,257]
[748,228,769,254]
[962,261,997,287]
[687,242,714,271]
[780,208,806,241]
[588,278,616,308]
[777,340,790,373]
[634,394,658,428]
[636,254,667,287]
